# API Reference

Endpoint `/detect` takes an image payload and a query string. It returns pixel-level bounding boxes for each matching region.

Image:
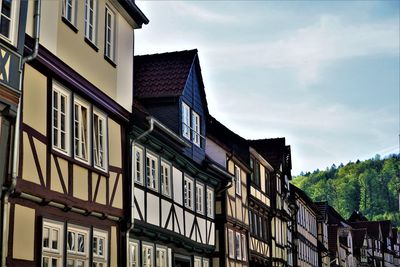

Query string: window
[0,0,17,44]
[52,83,71,155]
[265,171,270,195]
[74,99,90,163]
[129,241,139,267]
[192,111,200,147]
[42,220,64,267]
[84,0,97,44]
[206,187,214,218]
[92,230,107,267]
[241,234,247,261]
[104,6,115,61]
[194,257,202,267]
[62,0,76,25]
[228,229,235,259]
[235,232,242,260]
[182,102,190,139]
[66,226,89,267]
[203,259,209,267]
[235,165,241,196]
[184,176,194,209]
[161,160,171,197]
[146,152,158,192]
[134,146,144,184]
[156,246,167,267]
[196,182,204,214]
[93,111,107,171]
[142,244,154,267]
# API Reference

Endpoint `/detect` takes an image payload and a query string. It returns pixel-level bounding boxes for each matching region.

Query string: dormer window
[181,101,202,147]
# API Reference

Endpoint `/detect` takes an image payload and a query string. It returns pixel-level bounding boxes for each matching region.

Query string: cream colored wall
[12,204,35,260]
[26,0,134,111]
[110,226,118,267]
[73,165,89,201]
[108,118,122,168]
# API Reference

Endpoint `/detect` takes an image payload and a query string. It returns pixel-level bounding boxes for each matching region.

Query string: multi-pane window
[192,111,200,147]
[93,111,107,170]
[184,176,193,209]
[84,0,96,43]
[142,244,154,267]
[62,0,76,25]
[203,259,209,267]
[74,99,90,163]
[146,152,158,191]
[206,187,214,218]
[182,102,190,139]
[241,233,247,261]
[66,226,89,267]
[93,230,108,267]
[161,160,171,197]
[235,165,241,196]
[42,220,64,267]
[156,246,167,267]
[196,182,204,214]
[134,146,144,184]
[228,229,235,259]
[104,6,115,61]
[52,83,71,155]
[194,257,202,267]
[129,241,139,267]
[235,232,242,260]
[0,0,16,42]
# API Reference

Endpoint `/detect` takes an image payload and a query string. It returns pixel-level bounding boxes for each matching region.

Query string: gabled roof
[350,221,381,240]
[352,228,368,251]
[328,225,339,253]
[134,50,199,99]
[315,201,328,221]
[348,210,369,222]
[379,220,392,239]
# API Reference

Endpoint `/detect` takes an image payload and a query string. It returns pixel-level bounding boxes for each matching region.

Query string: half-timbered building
[392,228,400,267]
[3,1,148,266]
[314,201,331,267]
[130,50,230,267]
[206,115,250,267]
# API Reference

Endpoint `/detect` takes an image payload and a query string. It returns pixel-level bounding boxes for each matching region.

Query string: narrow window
[194,257,201,267]
[203,259,210,267]
[146,152,158,192]
[74,98,90,163]
[62,0,76,25]
[104,6,115,61]
[93,111,107,171]
[156,246,167,267]
[192,111,200,147]
[92,230,108,267]
[160,160,171,197]
[228,229,235,259]
[196,182,204,214]
[142,244,154,267]
[241,233,247,261]
[67,225,89,267]
[52,83,71,155]
[42,220,64,267]
[0,0,14,42]
[133,146,143,184]
[84,0,96,43]
[235,165,241,196]
[181,102,190,140]
[129,241,139,267]
[184,176,194,209]
[206,187,214,218]
[235,232,242,260]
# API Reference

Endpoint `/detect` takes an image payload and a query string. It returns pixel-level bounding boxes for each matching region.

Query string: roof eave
[117,0,149,28]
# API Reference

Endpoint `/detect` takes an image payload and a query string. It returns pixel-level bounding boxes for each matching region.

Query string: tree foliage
[292,154,400,226]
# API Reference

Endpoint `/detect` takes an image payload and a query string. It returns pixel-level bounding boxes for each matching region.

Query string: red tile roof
[134,50,198,99]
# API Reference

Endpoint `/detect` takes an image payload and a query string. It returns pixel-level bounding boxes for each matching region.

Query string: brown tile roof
[134,50,198,99]
[247,138,289,170]
[348,210,369,222]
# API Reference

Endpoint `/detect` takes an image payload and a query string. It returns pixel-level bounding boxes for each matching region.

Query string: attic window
[181,101,202,147]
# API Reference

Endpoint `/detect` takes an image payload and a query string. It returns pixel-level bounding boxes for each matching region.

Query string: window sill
[84,37,99,52]
[104,55,117,68]
[61,17,78,33]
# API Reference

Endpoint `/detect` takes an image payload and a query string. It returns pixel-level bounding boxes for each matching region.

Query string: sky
[134,1,400,175]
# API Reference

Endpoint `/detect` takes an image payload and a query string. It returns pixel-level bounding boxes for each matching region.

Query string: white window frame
[66,225,90,267]
[206,187,214,218]
[133,145,144,185]
[93,109,108,171]
[84,0,97,44]
[129,240,139,267]
[194,257,202,267]
[142,243,154,267]
[104,5,115,61]
[181,102,190,140]
[160,160,171,197]
[235,165,241,196]
[202,258,209,267]
[235,232,242,260]
[52,82,71,156]
[184,175,194,210]
[73,98,91,164]
[228,229,235,259]
[195,182,204,214]
[62,0,76,25]
[42,219,64,267]
[191,111,200,147]
[92,229,108,267]
[241,233,247,261]
[156,245,168,267]
[0,0,19,45]
[146,151,159,192]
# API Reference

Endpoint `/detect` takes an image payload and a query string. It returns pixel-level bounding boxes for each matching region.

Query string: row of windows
[62,0,116,62]
[298,240,318,266]
[297,201,317,237]
[134,145,214,218]
[228,229,247,261]
[181,102,202,147]
[249,156,270,196]
[52,82,108,171]
[249,210,269,242]
[42,219,108,267]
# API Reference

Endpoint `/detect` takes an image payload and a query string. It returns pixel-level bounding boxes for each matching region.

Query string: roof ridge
[135,49,198,58]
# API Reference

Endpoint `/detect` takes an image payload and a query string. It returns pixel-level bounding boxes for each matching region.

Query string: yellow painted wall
[110,172,123,209]
[13,204,35,260]
[108,118,121,168]
[22,133,41,185]
[50,156,68,194]
[110,226,118,267]
[73,165,88,201]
